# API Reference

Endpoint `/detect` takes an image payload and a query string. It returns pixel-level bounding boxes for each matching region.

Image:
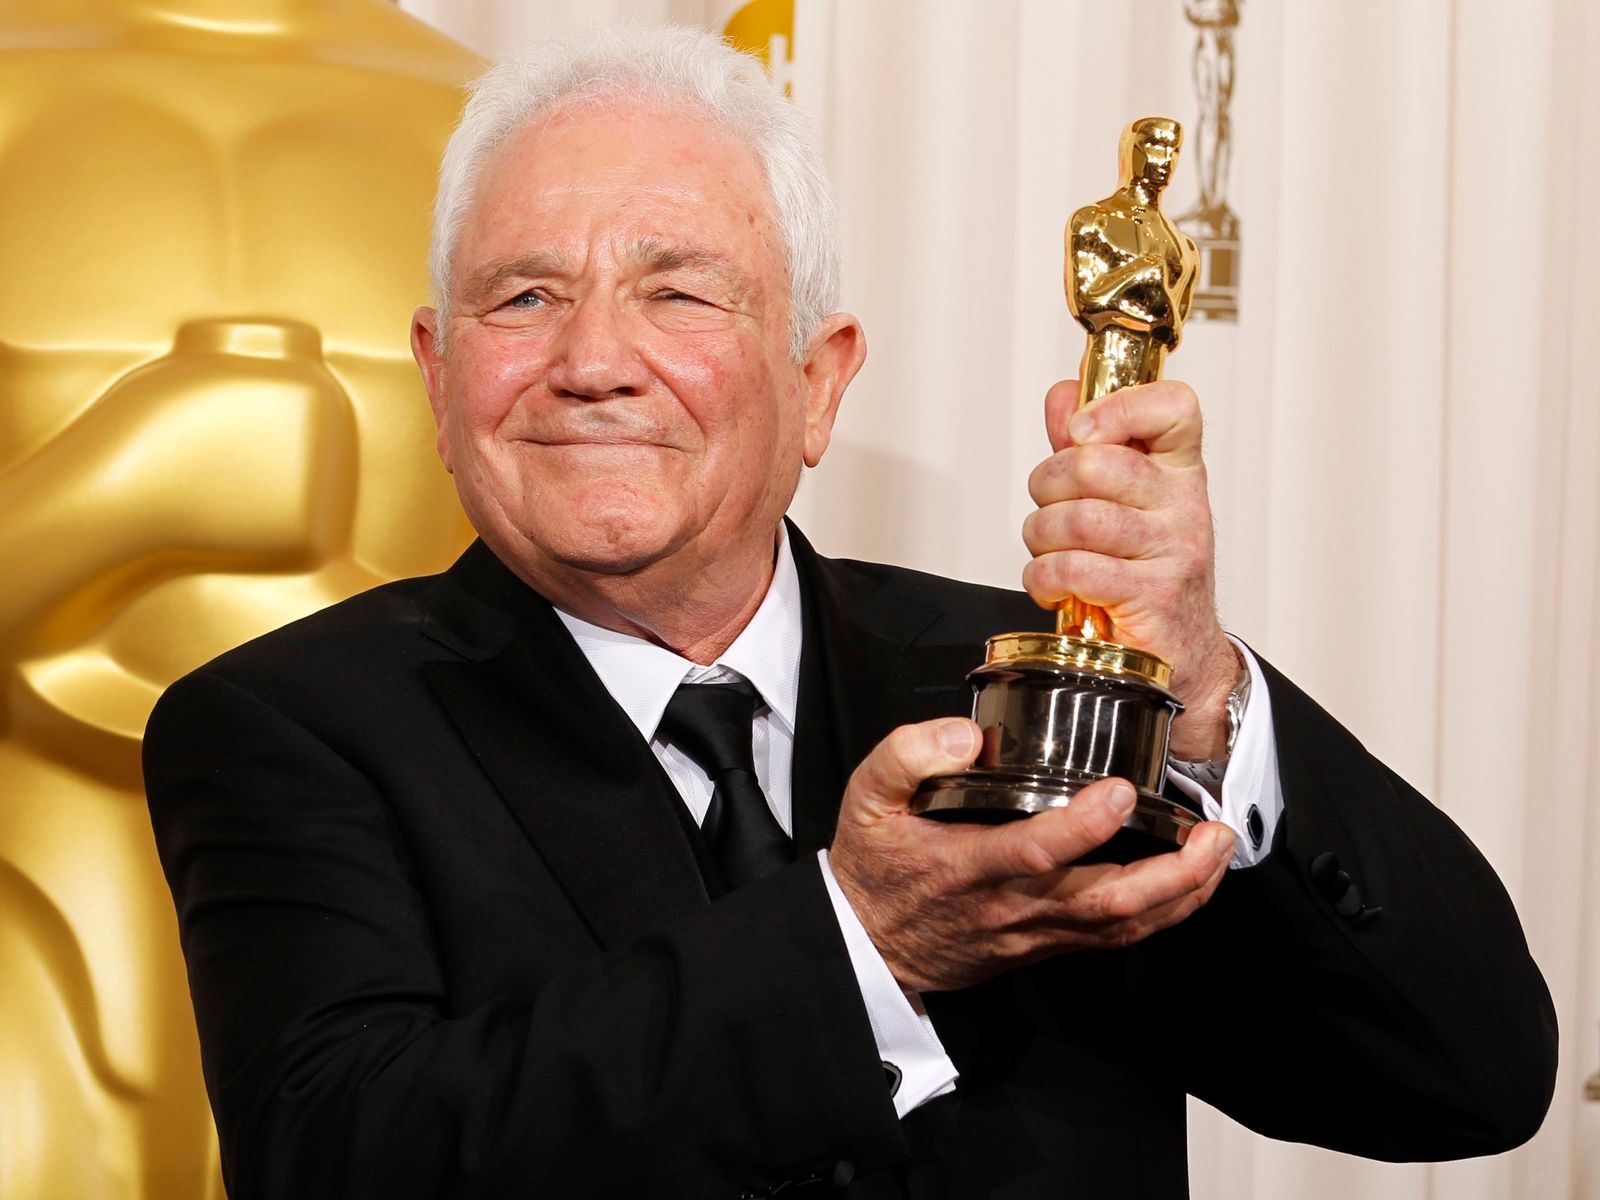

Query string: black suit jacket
[144,527,1556,1198]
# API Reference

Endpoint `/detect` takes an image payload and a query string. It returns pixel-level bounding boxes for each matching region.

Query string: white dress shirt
[1167,635,1282,868]
[554,527,1283,1116]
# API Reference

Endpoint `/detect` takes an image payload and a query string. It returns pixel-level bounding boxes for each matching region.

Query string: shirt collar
[553,526,804,742]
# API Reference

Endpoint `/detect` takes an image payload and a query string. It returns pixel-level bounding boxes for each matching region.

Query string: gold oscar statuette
[910,118,1202,857]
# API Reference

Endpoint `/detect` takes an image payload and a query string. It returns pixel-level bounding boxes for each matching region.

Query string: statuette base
[909,632,1199,860]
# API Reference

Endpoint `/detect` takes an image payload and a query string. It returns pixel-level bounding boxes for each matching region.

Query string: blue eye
[507,290,545,309]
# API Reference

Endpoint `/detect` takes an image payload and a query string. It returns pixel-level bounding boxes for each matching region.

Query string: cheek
[648,336,766,456]
[652,335,732,404]
[702,351,790,463]
[447,332,543,436]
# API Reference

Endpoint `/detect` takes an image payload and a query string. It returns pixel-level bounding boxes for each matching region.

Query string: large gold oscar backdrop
[0,2,479,1194]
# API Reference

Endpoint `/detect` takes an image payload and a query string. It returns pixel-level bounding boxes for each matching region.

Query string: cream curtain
[398,2,1600,1196]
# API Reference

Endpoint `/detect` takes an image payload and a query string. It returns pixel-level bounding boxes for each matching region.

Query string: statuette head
[1121,117,1183,192]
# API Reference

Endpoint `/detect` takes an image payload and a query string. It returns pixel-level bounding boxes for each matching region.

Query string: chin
[548,539,673,577]
[534,505,687,578]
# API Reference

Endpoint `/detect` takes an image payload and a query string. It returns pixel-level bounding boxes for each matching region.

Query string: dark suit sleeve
[144,669,904,1200]
[1145,654,1557,1159]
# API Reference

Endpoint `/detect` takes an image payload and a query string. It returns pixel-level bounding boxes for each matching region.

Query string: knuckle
[993,927,1033,960]
[1098,392,1129,432]
[1181,846,1219,892]
[1013,833,1058,877]
[1171,380,1200,418]
[1026,461,1051,506]
[1027,550,1070,596]
[1073,500,1117,545]
[1179,509,1211,548]
[885,722,925,762]
[1107,504,1144,551]
[1021,509,1045,555]
[1020,557,1048,599]
[1103,886,1147,925]
[1103,921,1146,950]
[1032,505,1098,558]
[859,729,915,793]
[1045,503,1087,550]
[1050,503,1080,543]
[1086,883,1121,925]
[1176,482,1211,519]
[1074,445,1111,493]
[1057,550,1098,596]
[1029,450,1073,503]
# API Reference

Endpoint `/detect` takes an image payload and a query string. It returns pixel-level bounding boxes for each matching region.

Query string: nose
[543,294,651,400]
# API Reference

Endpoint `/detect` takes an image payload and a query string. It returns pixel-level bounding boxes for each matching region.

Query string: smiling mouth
[532,438,672,450]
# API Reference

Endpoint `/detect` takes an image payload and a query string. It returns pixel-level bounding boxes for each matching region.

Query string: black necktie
[657,679,794,890]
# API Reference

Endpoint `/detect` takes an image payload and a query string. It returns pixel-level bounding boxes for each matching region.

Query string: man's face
[415,100,844,589]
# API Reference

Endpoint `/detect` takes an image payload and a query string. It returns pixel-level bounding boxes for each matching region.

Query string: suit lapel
[419,544,710,951]
[787,525,979,855]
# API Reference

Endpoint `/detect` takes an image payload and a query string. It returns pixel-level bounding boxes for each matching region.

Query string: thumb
[1044,379,1082,453]
[1068,381,1203,466]
[955,776,1137,882]
[846,718,981,818]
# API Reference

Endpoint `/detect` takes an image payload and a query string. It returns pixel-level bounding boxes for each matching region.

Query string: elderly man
[145,25,1555,1200]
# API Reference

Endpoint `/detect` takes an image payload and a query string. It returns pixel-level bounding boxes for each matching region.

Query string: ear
[410,306,454,473]
[799,313,867,468]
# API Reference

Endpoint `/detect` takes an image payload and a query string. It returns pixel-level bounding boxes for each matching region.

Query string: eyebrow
[464,239,752,304]
[466,251,569,304]
[629,238,744,288]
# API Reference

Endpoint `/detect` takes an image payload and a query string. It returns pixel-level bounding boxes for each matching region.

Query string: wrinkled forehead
[451,97,785,296]
[453,97,792,321]
[480,95,779,229]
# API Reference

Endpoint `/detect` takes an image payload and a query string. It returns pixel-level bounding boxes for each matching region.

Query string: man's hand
[828,718,1236,993]
[1022,378,1239,759]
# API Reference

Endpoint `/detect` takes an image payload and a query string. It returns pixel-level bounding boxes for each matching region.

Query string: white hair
[429,24,840,361]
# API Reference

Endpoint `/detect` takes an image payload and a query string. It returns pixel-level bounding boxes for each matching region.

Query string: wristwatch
[1222,654,1251,756]
[1172,649,1251,780]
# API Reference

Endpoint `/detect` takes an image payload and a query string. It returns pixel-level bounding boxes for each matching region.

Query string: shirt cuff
[1165,636,1283,869]
[817,849,958,1117]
